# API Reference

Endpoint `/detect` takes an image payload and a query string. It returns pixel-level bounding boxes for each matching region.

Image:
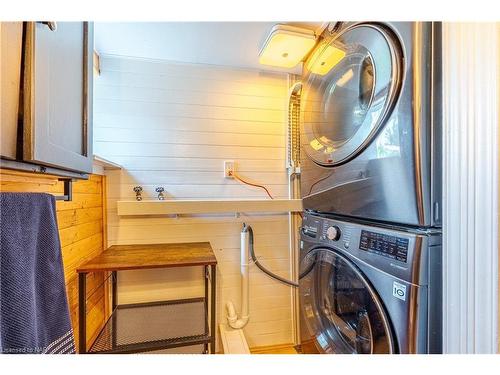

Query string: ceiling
[94,22,325,73]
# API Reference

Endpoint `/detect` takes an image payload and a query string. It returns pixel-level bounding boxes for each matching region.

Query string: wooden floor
[250,344,299,354]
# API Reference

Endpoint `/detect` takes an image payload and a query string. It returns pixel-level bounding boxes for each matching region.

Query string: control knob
[326,226,341,241]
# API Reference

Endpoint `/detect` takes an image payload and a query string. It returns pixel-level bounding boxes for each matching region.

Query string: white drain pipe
[225,223,250,329]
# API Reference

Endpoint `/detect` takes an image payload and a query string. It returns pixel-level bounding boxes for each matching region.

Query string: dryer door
[299,248,395,354]
[301,24,403,166]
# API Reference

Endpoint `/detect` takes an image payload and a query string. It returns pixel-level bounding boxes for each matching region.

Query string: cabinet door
[23,22,93,173]
[0,22,23,159]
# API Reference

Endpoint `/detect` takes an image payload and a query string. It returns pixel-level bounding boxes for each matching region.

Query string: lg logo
[393,281,407,301]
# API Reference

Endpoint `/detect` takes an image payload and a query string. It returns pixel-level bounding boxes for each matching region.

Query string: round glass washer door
[301,24,403,166]
[300,248,394,354]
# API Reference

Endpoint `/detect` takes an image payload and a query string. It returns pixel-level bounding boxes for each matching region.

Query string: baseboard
[249,343,298,354]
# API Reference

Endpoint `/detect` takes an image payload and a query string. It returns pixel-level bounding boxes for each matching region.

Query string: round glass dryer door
[301,24,403,166]
[300,249,394,354]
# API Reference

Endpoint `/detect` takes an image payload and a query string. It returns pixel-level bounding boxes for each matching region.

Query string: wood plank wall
[93,55,294,348]
[0,169,108,351]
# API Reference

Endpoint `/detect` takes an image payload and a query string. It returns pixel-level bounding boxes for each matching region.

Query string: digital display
[359,230,409,263]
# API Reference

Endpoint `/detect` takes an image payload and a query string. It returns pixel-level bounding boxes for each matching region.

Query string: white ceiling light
[258,24,316,68]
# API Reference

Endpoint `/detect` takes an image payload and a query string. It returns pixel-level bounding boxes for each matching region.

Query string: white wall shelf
[92,155,122,175]
[117,199,303,216]
[93,155,122,170]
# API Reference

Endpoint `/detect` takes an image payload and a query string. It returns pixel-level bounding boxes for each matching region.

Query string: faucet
[133,186,143,201]
[155,187,165,200]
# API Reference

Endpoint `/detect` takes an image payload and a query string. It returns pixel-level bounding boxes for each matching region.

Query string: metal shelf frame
[78,265,216,354]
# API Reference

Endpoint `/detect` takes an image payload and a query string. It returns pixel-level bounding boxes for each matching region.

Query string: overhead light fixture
[306,44,346,75]
[259,25,316,68]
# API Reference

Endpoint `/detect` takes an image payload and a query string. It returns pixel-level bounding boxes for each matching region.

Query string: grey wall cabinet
[0,22,23,160]
[22,21,94,174]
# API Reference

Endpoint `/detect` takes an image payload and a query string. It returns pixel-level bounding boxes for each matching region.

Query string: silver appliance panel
[300,22,442,227]
[300,214,441,285]
[299,214,442,354]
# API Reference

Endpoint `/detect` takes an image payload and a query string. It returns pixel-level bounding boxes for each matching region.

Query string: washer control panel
[301,215,347,245]
[359,230,409,263]
[301,225,318,239]
[301,213,413,266]
[325,225,341,241]
[300,213,433,285]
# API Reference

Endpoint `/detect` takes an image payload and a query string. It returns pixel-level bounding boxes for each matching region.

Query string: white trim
[98,52,294,77]
[442,22,499,353]
[93,155,122,170]
[116,199,303,216]
[287,73,302,346]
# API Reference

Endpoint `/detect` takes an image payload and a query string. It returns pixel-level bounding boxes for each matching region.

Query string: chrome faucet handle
[155,187,165,201]
[133,186,143,201]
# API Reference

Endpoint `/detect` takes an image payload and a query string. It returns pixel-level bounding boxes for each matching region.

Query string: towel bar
[55,179,73,201]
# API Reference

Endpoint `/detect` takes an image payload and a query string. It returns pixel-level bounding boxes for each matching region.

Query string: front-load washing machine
[300,22,442,228]
[298,213,442,354]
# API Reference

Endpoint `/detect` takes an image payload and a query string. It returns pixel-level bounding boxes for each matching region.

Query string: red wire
[232,173,274,200]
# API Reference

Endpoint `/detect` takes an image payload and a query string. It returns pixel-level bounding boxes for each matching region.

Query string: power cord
[232,173,274,200]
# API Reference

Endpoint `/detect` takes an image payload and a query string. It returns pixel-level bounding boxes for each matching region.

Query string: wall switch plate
[224,160,235,178]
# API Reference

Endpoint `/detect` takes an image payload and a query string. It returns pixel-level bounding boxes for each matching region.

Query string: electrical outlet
[224,160,235,178]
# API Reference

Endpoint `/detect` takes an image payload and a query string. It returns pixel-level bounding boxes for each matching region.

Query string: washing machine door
[299,248,395,354]
[301,23,403,166]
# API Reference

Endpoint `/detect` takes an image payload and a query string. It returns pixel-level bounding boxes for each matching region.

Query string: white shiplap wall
[442,23,499,354]
[93,55,294,348]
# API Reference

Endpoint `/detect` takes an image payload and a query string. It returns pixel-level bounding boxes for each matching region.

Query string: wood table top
[77,242,216,273]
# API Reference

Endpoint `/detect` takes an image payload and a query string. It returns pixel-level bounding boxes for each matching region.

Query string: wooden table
[77,242,217,354]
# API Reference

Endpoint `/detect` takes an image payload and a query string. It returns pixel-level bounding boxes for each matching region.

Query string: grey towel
[0,192,75,354]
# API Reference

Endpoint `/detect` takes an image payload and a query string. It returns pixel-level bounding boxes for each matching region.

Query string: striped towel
[0,192,75,354]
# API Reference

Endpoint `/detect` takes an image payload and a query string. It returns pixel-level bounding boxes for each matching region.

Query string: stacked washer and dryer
[297,22,442,354]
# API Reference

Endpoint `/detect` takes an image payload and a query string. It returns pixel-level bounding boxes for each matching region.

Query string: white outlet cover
[224,160,235,178]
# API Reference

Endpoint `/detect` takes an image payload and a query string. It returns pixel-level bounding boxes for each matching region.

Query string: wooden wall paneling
[0,170,109,352]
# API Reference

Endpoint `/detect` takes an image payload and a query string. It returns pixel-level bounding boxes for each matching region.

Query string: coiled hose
[245,224,299,288]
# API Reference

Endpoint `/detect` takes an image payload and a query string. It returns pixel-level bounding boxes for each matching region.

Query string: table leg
[210,264,216,354]
[78,272,87,354]
[112,271,117,310]
[204,265,209,354]
[112,271,117,349]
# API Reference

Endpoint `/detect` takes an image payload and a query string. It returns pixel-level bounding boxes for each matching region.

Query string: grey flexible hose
[244,224,299,288]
